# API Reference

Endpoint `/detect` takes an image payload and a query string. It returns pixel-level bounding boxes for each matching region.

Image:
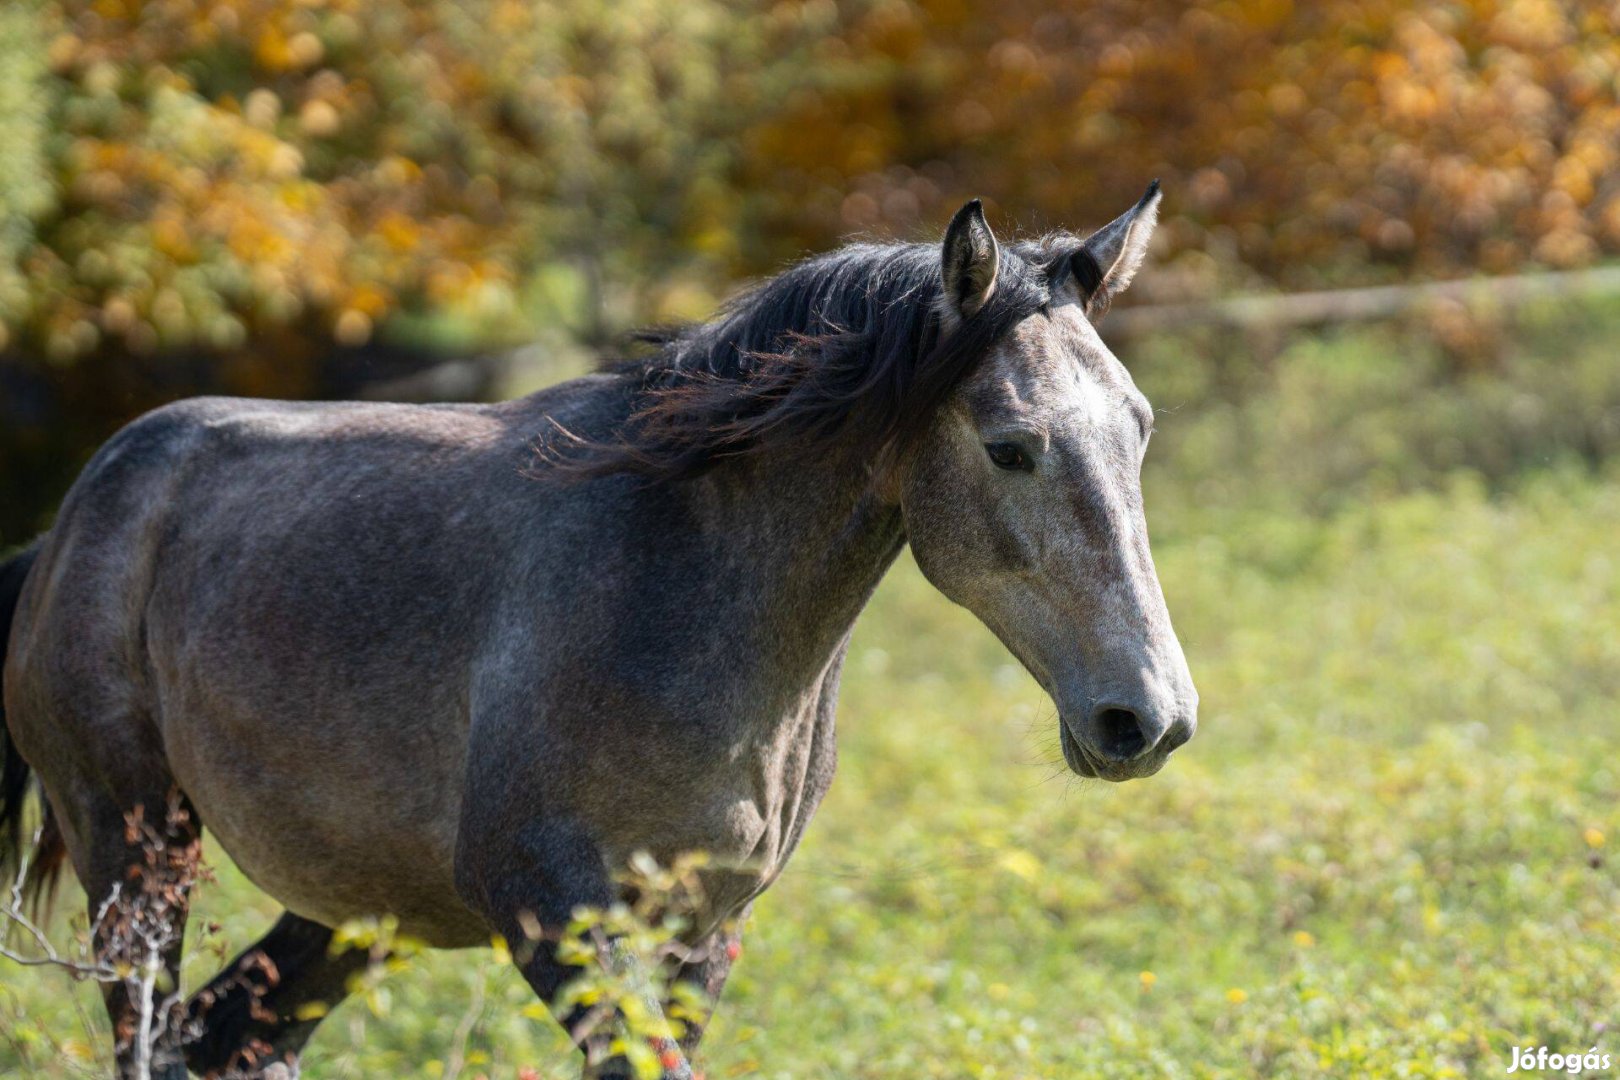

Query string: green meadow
[5,304,1620,1078]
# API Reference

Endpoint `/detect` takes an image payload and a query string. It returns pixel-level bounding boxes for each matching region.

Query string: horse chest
[604,675,841,926]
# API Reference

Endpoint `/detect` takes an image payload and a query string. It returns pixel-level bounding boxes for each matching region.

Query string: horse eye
[984,442,1029,472]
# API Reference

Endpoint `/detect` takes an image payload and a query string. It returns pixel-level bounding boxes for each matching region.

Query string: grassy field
[4,312,1620,1078]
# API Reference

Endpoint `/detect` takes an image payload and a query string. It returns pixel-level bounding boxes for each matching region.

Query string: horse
[0,186,1197,1079]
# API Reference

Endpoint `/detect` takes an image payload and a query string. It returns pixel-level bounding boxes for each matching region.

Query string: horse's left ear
[1070,180,1162,319]
[940,198,1000,321]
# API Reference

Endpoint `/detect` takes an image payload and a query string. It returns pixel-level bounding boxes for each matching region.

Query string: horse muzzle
[1060,701,1195,782]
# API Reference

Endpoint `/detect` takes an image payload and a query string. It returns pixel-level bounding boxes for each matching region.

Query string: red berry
[660,1048,682,1071]
[725,940,742,961]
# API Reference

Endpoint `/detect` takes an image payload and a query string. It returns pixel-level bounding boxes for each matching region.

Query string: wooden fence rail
[1103,265,1620,339]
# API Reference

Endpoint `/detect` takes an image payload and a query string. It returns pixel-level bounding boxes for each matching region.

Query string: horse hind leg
[69,786,202,1080]
[182,911,378,1079]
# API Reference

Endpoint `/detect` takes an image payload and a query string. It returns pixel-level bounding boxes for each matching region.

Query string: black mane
[546,236,1070,480]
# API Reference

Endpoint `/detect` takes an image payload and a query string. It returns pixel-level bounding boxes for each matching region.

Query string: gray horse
[0,187,1196,1079]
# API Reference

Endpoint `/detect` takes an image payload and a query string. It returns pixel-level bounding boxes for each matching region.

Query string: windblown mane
[543,237,1067,481]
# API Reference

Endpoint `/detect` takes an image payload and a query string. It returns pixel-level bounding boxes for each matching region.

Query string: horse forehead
[982,310,1121,421]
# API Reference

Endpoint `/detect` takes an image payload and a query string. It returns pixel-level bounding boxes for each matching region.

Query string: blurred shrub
[0,3,52,347]
[13,0,1620,364]
[746,0,1620,296]
[4,0,816,364]
[0,0,812,540]
[1133,293,1620,532]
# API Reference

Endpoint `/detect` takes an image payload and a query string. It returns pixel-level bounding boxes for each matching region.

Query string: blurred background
[8,0,1620,540]
[4,2,1620,1077]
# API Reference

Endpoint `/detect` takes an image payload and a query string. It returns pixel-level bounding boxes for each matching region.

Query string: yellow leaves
[297,99,340,137]
[16,2,716,355]
[254,26,292,72]
[62,1039,96,1062]
[490,0,533,35]
[227,214,290,263]
[286,31,324,68]
[101,295,136,333]
[151,211,196,262]
[82,60,121,97]
[1267,83,1308,119]
[425,262,479,305]
[48,33,82,74]
[996,849,1042,883]
[1532,228,1597,268]
[745,0,1620,289]
[254,24,323,73]
[243,88,282,129]
[334,310,371,346]
[374,155,422,188]
[376,212,421,253]
[265,142,304,180]
[293,1000,329,1021]
[30,0,1620,365]
[653,280,718,323]
[344,283,390,318]
[1583,827,1605,848]
[1382,79,1440,123]
[1553,155,1595,204]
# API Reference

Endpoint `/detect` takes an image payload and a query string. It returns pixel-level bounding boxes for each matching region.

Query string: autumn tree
[7,0,1620,542]
[0,0,810,541]
[738,0,1620,295]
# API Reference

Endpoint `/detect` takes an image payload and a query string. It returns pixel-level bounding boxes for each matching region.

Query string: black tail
[0,539,63,909]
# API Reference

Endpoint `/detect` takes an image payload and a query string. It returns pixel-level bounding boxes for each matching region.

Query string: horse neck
[697,442,906,674]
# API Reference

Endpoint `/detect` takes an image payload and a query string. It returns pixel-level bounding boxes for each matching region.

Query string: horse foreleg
[181,911,375,1079]
[665,908,748,1062]
[454,817,695,1080]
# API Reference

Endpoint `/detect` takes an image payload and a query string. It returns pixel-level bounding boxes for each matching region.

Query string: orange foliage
[737,0,1620,295]
[10,0,1620,358]
[23,0,541,361]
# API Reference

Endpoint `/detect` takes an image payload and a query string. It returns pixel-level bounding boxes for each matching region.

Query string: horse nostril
[1162,718,1195,754]
[1092,706,1149,762]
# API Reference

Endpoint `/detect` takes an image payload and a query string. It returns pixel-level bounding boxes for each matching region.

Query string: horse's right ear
[940,199,999,321]
[1069,180,1162,320]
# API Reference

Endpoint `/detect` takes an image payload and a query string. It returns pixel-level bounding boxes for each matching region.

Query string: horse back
[5,389,613,940]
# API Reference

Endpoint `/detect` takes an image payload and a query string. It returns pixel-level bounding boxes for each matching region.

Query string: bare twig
[0,796,205,1080]
[440,970,488,1080]
[0,825,115,980]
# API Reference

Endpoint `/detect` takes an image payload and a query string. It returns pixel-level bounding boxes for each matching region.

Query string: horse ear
[1071,180,1161,319]
[940,198,999,320]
